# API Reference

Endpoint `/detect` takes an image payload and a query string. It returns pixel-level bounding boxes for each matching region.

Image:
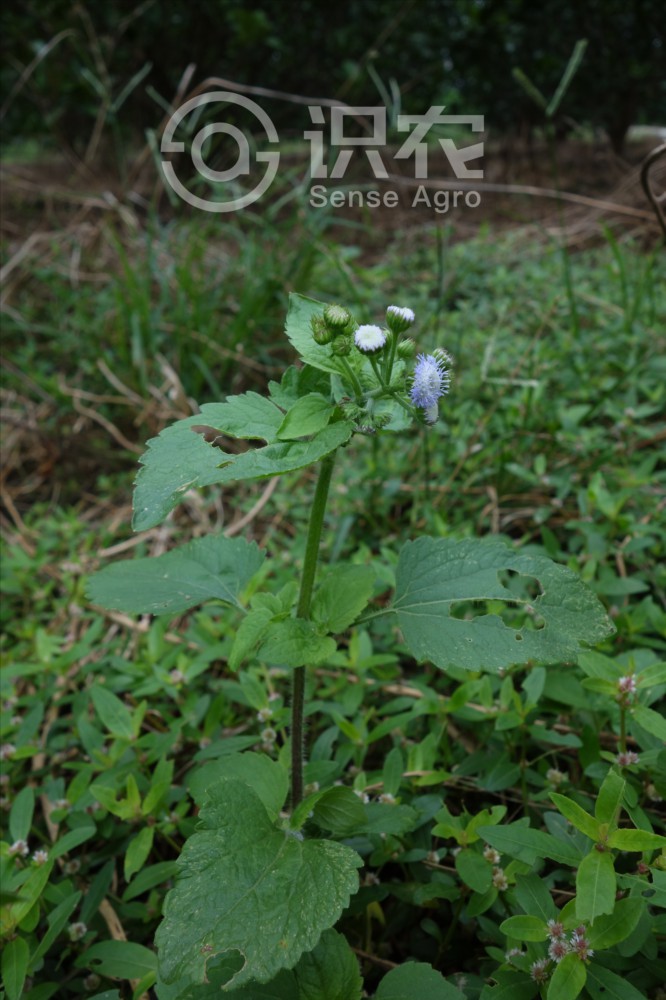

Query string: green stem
[291,452,337,809]
[338,357,364,402]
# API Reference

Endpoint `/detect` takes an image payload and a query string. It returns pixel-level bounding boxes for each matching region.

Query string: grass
[1,199,665,996]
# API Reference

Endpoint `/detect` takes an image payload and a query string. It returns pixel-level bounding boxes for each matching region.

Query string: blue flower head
[409,351,451,410]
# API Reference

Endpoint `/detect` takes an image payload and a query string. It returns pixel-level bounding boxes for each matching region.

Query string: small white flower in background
[616,750,640,767]
[530,958,550,983]
[617,674,637,695]
[378,792,396,805]
[491,866,508,891]
[9,839,29,857]
[386,305,415,333]
[354,324,387,353]
[53,798,70,811]
[353,789,370,803]
[483,845,501,865]
[0,743,16,761]
[548,937,570,962]
[546,767,566,786]
[546,919,566,940]
[260,727,277,743]
[169,668,186,684]
[32,849,49,865]
[303,781,320,796]
[505,947,523,962]
[256,707,273,723]
[68,921,87,942]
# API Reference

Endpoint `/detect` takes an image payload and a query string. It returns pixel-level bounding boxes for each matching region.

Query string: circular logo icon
[160,91,280,213]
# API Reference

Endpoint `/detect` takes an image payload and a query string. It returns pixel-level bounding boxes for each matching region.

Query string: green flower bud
[311,314,334,346]
[324,304,353,331]
[330,334,352,356]
[397,337,416,359]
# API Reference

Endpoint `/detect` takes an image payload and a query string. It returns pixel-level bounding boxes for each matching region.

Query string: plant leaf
[155,779,361,991]
[88,536,265,615]
[311,565,376,634]
[2,936,30,1000]
[607,828,666,851]
[294,929,362,1000]
[499,915,548,942]
[374,961,466,999]
[575,850,616,921]
[256,618,337,668]
[285,294,351,376]
[585,964,648,1000]
[594,769,625,828]
[549,792,600,841]
[277,393,335,440]
[547,952,586,1000]
[586,897,643,949]
[477,822,583,866]
[132,401,353,531]
[392,537,614,672]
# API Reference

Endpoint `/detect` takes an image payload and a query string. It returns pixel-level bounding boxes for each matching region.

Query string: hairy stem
[291,452,336,809]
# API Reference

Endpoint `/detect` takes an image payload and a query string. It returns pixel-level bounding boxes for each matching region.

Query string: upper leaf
[285,294,351,376]
[392,537,614,672]
[132,395,353,530]
[156,779,362,991]
[87,536,264,615]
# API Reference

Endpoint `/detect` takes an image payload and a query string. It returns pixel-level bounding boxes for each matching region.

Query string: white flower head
[354,324,387,353]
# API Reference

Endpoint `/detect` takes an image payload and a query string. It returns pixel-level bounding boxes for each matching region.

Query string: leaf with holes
[392,537,614,672]
[155,779,361,991]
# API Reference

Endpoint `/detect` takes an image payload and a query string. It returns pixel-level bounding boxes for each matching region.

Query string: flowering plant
[82,293,657,1000]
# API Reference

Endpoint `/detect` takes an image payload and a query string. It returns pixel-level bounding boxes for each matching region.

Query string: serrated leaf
[256,618,337,668]
[89,685,136,739]
[229,606,274,670]
[585,964,648,1000]
[477,823,583,866]
[392,537,614,672]
[187,752,288,820]
[607,828,666,851]
[155,779,361,991]
[499,914,548,941]
[586,897,643,949]
[88,536,264,616]
[277,394,335,440]
[455,850,493,893]
[549,793,600,841]
[547,952,586,1000]
[285,294,351,377]
[294,929,362,1000]
[374,961,466,999]
[132,404,353,531]
[575,850,616,921]
[311,565,376,634]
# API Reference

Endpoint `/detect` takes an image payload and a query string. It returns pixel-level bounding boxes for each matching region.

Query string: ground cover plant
[2,221,666,999]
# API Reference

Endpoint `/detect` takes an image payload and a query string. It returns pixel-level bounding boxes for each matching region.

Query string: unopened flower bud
[386,305,415,333]
[324,304,353,331]
[397,338,416,359]
[331,334,353,356]
[311,314,334,346]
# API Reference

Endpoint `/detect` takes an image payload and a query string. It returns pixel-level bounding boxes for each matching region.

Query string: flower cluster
[310,302,452,428]
[543,918,594,966]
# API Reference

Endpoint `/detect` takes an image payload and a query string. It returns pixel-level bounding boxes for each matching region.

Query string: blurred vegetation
[2,0,665,155]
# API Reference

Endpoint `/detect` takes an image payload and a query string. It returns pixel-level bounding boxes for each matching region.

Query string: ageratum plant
[86,293,642,999]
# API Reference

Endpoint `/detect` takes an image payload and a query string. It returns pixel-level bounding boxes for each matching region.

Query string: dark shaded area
[2,0,664,154]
